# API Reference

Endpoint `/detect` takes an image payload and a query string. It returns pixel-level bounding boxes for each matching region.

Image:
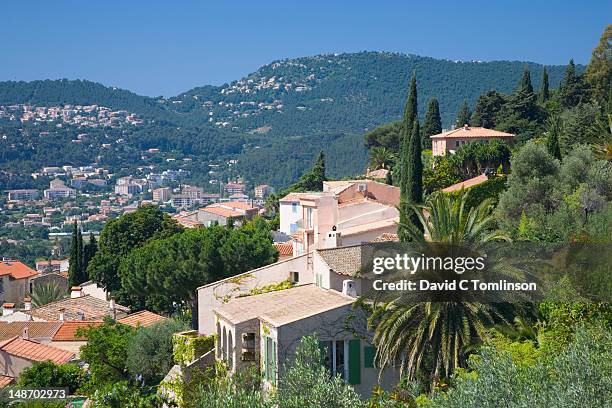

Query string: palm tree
[369,190,511,384]
[369,147,395,170]
[30,283,65,307]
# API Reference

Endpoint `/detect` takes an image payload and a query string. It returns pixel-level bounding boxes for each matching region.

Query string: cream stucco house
[431,125,515,156]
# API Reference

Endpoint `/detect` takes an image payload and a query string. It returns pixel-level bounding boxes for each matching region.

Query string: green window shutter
[364,346,376,368]
[348,339,361,385]
[263,336,268,380]
[272,340,277,385]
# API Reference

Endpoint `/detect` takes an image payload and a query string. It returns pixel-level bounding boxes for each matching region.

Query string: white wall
[198,255,311,335]
[279,201,302,235]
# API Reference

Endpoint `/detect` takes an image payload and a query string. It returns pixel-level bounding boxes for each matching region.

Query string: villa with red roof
[0,335,75,378]
[431,125,515,156]
[0,260,38,306]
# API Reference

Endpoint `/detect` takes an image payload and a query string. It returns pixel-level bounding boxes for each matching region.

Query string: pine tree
[559,59,589,108]
[455,100,471,128]
[292,151,327,192]
[539,67,550,103]
[585,25,612,105]
[546,115,562,160]
[68,221,81,286]
[422,98,442,148]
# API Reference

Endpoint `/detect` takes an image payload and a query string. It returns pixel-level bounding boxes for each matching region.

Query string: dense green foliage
[421,98,442,148]
[126,319,189,385]
[424,326,611,408]
[87,205,182,294]
[118,218,278,316]
[78,320,136,391]
[188,336,362,408]
[496,142,611,241]
[18,361,84,394]
[444,176,507,210]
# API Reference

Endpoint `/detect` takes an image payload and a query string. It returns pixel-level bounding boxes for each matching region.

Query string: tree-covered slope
[171,52,572,134]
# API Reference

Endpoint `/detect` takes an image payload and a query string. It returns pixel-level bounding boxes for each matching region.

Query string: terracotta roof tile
[441,174,489,193]
[0,260,38,279]
[200,207,244,218]
[0,322,63,342]
[430,126,515,139]
[118,311,166,328]
[0,375,14,388]
[52,321,103,341]
[0,336,74,364]
[274,242,293,256]
[25,295,129,321]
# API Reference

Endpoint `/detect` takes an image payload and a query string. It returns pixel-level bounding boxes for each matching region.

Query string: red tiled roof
[442,174,489,193]
[0,261,38,279]
[0,375,14,388]
[25,295,129,321]
[279,192,306,202]
[0,322,63,342]
[218,201,254,210]
[200,206,244,218]
[430,126,515,139]
[52,321,104,341]
[118,311,166,328]
[274,242,293,256]
[0,336,74,364]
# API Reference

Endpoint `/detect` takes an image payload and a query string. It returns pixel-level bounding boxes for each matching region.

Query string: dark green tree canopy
[470,91,508,129]
[585,25,612,105]
[87,205,182,294]
[559,59,590,108]
[455,100,472,128]
[539,67,550,103]
[118,219,278,316]
[422,98,442,148]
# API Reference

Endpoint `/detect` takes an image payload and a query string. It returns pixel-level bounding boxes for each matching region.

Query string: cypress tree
[455,100,471,128]
[546,115,562,160]
[519,67,534,95]
[82,232,97,281]
[399,73,419,241]
[68,221,81,286]
[422,98,442,148]
[539,67,550,103]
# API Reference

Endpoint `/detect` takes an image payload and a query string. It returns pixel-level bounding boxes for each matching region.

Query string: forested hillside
[0,53,577,188]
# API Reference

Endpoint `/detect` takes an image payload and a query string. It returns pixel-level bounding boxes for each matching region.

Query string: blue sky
[1,1,609,96]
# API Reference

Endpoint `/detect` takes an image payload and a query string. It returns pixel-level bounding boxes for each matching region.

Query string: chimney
[59,308,66,321]
[23,297,32,311]
[325,230,342,249]
[2,303,15,316]
[22,326,29,340]
[464,124,469,130]
[342,280,357,298]
[109,298,116,319]
[70,286,83,299]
